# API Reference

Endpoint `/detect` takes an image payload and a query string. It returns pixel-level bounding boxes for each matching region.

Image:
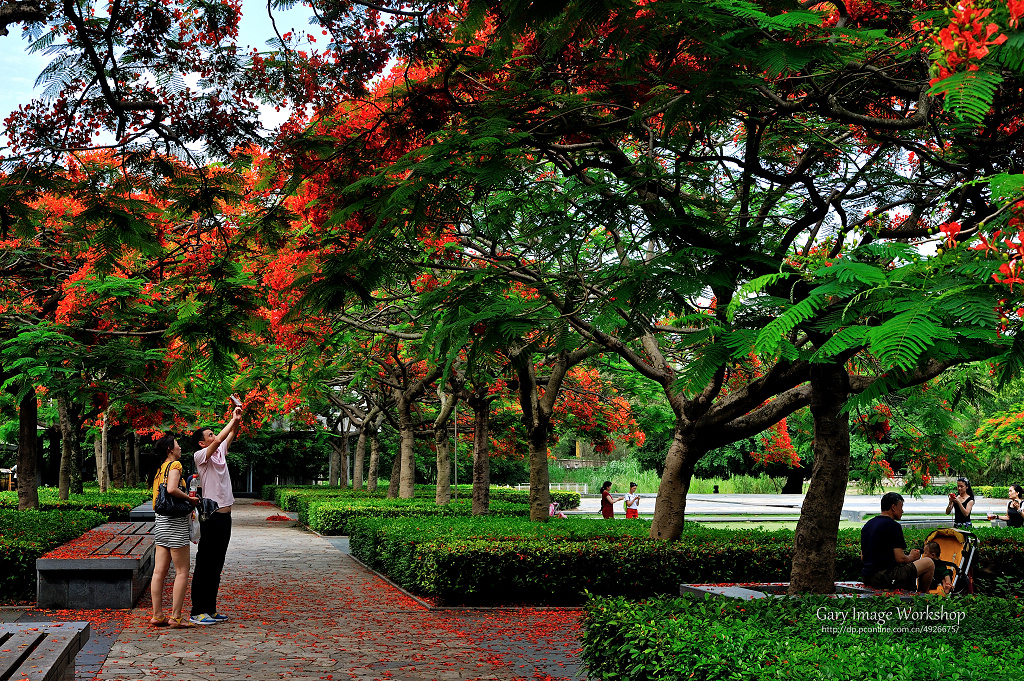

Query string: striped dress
[152,461,192,549]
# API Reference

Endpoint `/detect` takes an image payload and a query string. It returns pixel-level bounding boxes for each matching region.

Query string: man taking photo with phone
[189,401,243,625]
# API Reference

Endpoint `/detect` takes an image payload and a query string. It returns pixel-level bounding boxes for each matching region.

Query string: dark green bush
[583,594,1024,680]
[921,482,958,495]
[0,509,107,602]
[978,485,1010,499]
[307,498,531,534]
[0,489,151,520]
[263,483,579,508]
[261,484,580,525]
[348,519,1024,605]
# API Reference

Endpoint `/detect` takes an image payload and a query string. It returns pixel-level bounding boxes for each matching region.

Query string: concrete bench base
[37,522,155,610]
[680,581,915,600]
[0,621,90,681]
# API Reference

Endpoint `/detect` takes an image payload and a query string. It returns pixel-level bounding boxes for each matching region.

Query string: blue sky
[0,0,315,138]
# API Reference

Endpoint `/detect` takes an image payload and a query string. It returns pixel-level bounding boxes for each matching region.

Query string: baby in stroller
[922,541,954,594]
[920,528,978,595]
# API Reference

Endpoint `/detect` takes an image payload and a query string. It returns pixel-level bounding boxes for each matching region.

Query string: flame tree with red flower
[274,0,1024,597]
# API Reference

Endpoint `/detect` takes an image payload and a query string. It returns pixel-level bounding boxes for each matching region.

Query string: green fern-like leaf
[928,68,1003,124]
[867,307,951,370]
[995,332,1024,390]
[989,172,1024,203]
[827,260,887,286]
[727,272,792,322]
[674,342,732,398]
[812,326,870,361]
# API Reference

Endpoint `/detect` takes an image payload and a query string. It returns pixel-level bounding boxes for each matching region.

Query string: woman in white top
[623,482,641,519]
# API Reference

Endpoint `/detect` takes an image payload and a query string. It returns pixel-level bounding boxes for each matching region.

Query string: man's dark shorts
[865,562,918,590]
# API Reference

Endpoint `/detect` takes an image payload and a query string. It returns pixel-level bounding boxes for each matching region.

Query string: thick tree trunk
[649,424,700,540]
[527,419,552,522]
[353,428,367,490]
[397,398,416,498]
[367,433,380,492]
[434,429,452,505]
[125,432,138,487]
[57,396,75,500]
[99,414,108,492]
[789,364,851,594]
[387,448,401,498]
[470,399,491,515]
[93,436,102,489]
[434,389,456,505]
[329,442,341,486]
[71,431,83,494]
[17,391,39,510]
[340,431,350,488]
[111,434,124,488]
[329,436,340,486]
[47,428,60,487]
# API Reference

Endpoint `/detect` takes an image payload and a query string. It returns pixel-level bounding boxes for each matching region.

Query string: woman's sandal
[168,616,194,629]
[149,615,169,627]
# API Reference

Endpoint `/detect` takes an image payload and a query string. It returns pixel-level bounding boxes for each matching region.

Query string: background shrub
[0,489,151,520]
[260,485,580,526]
[349,518,1024,605]
[0,509,107,602]
[583,594,1024,680]
[307,498,531,534]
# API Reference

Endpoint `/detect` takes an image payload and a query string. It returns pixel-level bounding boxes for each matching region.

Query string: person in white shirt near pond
[624,482,641,519]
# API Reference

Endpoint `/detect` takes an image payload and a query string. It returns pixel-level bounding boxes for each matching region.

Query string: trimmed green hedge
[262,483,580,510]
[978,485,1010,499]
[307,498,532,534]
[261,484,580,526]
[0,489,151,520]
[583,594,1024,680]
[923,483,1012,498]
[348,518,1024,605]
[0,509,107,602]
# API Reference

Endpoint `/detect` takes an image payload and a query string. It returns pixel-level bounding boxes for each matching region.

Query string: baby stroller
[548,502,567,519]
[924,527,978,595]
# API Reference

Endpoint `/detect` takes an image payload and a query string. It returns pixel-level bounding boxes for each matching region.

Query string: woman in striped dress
[150,434,200,628]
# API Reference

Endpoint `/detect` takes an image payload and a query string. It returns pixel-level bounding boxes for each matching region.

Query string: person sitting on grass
[600,481,624,519]
[861,492,935,592]
[922,541,955,594]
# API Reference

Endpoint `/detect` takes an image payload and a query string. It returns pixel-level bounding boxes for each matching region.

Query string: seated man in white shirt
[189,406,242,625]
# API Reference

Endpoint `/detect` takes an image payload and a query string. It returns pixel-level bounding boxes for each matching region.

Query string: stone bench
[129,501,155,521]
[0,621,90,681]
[37,522,155,609]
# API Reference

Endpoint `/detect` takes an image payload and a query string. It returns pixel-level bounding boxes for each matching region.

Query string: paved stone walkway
[93,499,583,681]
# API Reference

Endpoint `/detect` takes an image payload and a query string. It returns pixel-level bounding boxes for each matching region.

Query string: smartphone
[230,394,243,408]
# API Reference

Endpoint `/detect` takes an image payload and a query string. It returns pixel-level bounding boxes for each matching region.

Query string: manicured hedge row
[978,485,1011,499]
[0,489,151,520]
[263,483,580,509]
[922,483,1012,498]
[583,594,1024,680]
[0,509,107,602]
[261,485,580,524]
[307,498,532,534]
[348,518,1024,605]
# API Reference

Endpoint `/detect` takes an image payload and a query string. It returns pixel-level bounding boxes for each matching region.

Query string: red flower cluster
[929,1,1008,84]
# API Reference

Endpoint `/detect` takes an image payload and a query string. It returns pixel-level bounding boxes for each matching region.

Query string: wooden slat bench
[0,622,90,681]
[36,522,155,609]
